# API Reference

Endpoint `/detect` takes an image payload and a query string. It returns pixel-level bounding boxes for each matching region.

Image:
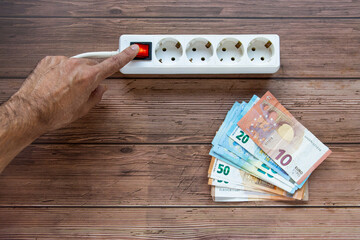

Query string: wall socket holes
[155,38,183,64]
[119,35,280,74]
[186,38,213,63]
[247,37,274,63]
[216,38,244,63]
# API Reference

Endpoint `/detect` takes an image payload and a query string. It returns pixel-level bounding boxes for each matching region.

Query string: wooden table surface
[0,1,360,239]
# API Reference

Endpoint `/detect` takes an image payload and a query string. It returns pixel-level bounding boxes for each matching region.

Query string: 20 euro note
[211,102,296,189]
[227,124,309,189]
[238,91,332,184]
[208,157,306,200]
[225,97,296,184]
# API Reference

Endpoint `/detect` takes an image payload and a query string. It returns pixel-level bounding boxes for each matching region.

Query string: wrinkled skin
[0,44,139,173]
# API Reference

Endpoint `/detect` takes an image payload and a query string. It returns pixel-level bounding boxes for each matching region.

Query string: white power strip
[119,34,280,74]
[73,34,280,74]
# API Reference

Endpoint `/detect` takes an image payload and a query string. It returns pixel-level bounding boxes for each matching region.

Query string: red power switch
[131,42,152,60]
[137,44,149,58]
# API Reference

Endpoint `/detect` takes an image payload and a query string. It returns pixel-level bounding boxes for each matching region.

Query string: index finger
[95,44,139,80]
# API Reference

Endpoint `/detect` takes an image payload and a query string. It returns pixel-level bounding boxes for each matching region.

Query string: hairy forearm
[0,46,138,174]
[0,93,43,173]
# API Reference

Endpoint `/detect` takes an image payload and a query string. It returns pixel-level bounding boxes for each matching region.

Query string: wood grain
[0,0,359,18]
[0,144,358,206]
[0,18,360,78]
[1,207,360,239]
[1,1,360,238]
[1,78,358,144]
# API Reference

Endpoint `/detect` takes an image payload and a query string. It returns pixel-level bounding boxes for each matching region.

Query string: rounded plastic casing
[119,34,280,74]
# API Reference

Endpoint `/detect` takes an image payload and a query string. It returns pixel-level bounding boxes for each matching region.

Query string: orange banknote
[238,91,331,184]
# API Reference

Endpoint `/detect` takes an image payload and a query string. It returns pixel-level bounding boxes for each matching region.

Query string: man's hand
[0,44,139,173]
[17,44,139,132]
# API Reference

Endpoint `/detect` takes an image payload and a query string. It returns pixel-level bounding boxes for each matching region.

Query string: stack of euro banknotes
[208,91,332,202]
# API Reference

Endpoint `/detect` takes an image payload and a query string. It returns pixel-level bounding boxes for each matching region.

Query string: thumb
[80,84,108,117]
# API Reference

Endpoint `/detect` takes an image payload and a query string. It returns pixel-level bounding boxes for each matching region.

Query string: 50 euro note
[210,142,298,190]
[238,91,332,184]
[210,145,296,193]
[208,157,306,200]
[211,186,295,202]
[212,100,297,189]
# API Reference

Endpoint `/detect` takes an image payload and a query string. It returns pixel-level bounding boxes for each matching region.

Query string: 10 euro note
[238,91,332,184]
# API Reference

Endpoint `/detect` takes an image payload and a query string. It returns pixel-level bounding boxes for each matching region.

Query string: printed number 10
[275,149,292,166]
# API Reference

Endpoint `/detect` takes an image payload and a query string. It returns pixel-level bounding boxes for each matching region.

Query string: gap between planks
[1,205,360,209]
[0,16,360,19]
[28,142,360,146]
[1,77,360,80]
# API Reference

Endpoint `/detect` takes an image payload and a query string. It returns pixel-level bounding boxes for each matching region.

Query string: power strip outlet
[119,34,280,74]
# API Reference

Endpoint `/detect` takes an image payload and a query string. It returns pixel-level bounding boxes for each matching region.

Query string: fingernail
[131,44,139,51]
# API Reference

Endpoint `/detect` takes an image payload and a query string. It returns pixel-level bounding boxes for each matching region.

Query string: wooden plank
[1,207,360,239]
[0,144,358,206]
[0,0,359,18]
[1,78,358,144]
[0,18,359,78]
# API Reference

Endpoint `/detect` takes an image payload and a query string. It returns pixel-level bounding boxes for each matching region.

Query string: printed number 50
[236,130,249,144]
[217,164,230,176]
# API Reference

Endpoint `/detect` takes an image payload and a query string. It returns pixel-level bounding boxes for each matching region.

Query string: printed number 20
[236,130,249,143]
[217,164,230,176]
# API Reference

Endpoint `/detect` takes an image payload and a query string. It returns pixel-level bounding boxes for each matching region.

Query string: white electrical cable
[71,50,119,59]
